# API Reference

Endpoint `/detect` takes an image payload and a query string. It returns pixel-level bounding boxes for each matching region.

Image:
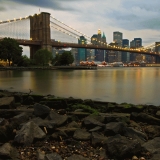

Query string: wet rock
[105,134,141,159]
[0,96,15,109]
[73,129,91,140]
[33,103,51,118]
[67,154,89,160]
[46,111,68,126]
[13,112,31,124]
[14,121,46,146]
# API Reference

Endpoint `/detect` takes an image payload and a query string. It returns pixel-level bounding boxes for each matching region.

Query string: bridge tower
[30,12,52,59]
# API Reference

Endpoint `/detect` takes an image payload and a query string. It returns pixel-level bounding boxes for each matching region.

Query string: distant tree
[52,51,74,66]
[0,37,23,66]
[34,49,53,66]
[17,55,31,67]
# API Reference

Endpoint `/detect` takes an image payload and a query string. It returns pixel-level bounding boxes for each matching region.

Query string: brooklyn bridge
[0,12,160,62]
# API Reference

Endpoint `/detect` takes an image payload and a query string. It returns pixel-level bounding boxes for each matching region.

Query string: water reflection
[0,68,160,106]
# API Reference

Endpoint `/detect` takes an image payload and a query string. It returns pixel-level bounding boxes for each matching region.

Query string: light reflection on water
[0,67,160,106]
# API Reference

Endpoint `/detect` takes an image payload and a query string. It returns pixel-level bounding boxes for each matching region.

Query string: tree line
[0,37,74,67]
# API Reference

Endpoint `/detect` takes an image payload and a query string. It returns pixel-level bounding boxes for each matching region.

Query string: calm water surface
[0,67,160,106]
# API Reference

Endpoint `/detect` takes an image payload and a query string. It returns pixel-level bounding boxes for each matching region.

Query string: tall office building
[91,29,107,62]
[78,36,87,63]
[130,38,144,62]
[122,39,130,62]
[113,31,123,62]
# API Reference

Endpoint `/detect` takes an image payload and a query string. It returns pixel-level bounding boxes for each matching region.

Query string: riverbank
[0,90,160,160]
[0,66,97,70]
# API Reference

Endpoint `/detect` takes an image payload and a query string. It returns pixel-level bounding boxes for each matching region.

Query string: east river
[0,67,160,106]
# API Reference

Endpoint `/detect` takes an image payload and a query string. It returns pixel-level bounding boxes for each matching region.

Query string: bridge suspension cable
[0,17,30,40]
[50,16,91,42]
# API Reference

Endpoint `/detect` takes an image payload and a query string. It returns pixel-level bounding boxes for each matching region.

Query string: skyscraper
[113,31,123,62]
[122,39,130,62]
[130,38,143,62]
[91,29,107,62]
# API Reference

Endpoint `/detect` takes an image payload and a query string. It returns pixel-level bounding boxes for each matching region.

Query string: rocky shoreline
[0,90,160,160]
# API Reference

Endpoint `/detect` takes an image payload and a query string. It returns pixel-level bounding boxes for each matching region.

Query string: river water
[0,67,160,106]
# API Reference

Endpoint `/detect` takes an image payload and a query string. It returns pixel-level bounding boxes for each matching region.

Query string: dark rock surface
[0,89,159,160]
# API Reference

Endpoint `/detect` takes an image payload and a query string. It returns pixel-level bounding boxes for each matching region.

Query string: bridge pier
[30,12,52,59]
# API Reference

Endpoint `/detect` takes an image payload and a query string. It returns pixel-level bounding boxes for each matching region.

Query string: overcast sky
[0,0,160,48]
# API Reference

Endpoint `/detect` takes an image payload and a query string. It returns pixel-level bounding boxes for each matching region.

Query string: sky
[0,0,160,55]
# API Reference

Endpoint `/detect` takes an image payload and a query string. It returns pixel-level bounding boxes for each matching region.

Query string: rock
[67,121,81,128]
[123,127,148,144]
[44,152,62,160]
[89,126,103,132]
[156,110,160,118]
[100,113,130,124]
[104,122,126,136]
[33,103,50,118]
[67,154,89,160]
[91,132,107,146]
[131,112,160,125]
[31,117,56,129]
[13,112,31,124]
[144,125,160,139]
[142,137,160,154]
[37,150,45,160]
[82,116,105,129]
[73,129,91,140]
[56,127,78,136]
[14,121,46,146]
[0,143,19,159]
[0,97,15,109]
[46,111,68,126]
[105,134,141,159]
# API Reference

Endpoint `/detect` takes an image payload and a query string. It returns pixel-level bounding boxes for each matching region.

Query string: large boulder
[105,134,141,159]
[0,97,15,109]
[14,121,46,146]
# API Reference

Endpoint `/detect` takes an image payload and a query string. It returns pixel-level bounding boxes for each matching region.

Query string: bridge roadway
[0,38,159,56]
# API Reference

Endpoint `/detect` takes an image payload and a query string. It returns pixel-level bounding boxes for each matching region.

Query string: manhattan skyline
[0,0,160,47]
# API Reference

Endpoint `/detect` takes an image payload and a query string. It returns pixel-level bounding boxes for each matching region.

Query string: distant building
[113,31,123,62]
[130,38,144,62]
[122,39,130,62]
[78,36,87,63]
[91,29,107,62]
